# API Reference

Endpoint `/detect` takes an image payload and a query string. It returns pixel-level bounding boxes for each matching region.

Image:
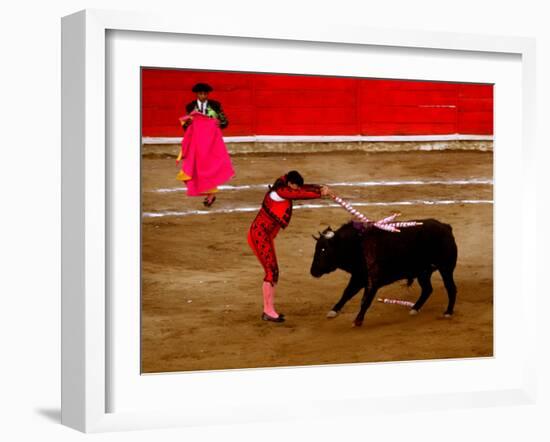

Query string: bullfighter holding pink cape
[176,111,235,206]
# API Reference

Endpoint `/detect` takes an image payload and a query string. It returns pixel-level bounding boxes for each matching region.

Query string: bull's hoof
[409,309,419,315]
[326,310,339,319]
[352,319,363,327]
[443,312,453,318]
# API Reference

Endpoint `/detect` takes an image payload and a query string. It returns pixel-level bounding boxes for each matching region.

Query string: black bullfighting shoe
[261,312,285,323]
[203,196,216,207]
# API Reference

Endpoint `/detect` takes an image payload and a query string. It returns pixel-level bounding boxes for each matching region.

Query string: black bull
[310,219,457,327]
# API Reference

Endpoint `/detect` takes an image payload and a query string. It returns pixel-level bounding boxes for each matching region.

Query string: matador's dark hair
[269,170,304,190]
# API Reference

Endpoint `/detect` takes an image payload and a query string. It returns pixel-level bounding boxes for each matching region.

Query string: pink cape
[178,112,235,196]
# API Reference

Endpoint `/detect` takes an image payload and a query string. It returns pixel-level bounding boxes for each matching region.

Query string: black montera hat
[192,83,213,93]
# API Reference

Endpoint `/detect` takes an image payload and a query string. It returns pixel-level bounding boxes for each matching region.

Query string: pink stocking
[262,281,279,318]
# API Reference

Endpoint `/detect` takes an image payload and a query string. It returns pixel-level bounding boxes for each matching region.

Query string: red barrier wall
[142,69,493,137]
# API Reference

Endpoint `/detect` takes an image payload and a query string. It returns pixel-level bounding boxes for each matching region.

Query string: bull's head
[310,226,339,278]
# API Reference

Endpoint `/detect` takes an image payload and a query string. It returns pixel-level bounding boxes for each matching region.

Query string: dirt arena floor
[141,148,493,373]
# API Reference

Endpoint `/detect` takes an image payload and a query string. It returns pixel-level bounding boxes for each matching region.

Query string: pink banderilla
[377,298,415,308]
[329,193,422,232]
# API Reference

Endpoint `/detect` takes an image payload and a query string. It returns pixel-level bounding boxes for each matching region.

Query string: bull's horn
[312,234,319,241]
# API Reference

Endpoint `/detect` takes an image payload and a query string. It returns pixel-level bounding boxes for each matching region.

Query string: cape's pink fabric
[179,112,235,196]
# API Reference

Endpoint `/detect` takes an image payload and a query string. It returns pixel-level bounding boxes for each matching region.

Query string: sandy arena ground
[141,149,493,373]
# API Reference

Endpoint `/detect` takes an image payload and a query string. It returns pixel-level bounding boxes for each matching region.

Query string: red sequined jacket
[260,184,322,229]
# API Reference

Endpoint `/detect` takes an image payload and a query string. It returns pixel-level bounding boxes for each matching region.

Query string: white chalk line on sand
[143,199,493,218]
[152,178,493,193]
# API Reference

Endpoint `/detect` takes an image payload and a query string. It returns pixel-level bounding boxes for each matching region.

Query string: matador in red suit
[247,171,329,323]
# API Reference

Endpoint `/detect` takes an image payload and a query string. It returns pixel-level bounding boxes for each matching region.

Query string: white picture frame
[61,9,537,433]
